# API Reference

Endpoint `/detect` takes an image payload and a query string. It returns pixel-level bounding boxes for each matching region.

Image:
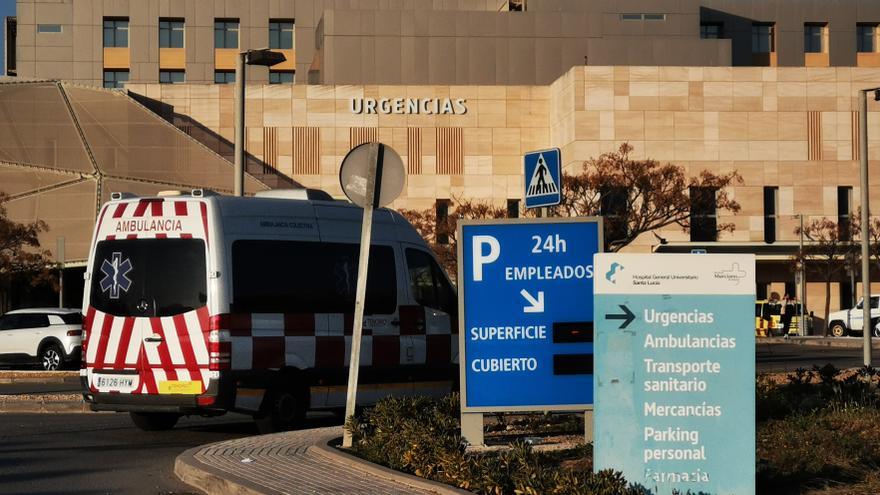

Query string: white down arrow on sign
[520,289,545,313]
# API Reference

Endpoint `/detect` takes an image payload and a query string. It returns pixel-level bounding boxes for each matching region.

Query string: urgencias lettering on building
[350,97,467,115]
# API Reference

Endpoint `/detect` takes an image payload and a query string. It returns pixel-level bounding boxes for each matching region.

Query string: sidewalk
[175,425,472,495]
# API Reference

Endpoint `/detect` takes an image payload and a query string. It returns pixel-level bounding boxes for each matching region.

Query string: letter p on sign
[472,235,500,281]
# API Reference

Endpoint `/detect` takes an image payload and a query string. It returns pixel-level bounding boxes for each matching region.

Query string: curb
[0,396,90,413]
[760,337,880,349]
[0,371,80,384]
[175,445,269,495]
[311,439,475,495]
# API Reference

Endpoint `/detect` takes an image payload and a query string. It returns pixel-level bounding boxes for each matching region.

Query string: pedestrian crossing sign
[524,148,561,209]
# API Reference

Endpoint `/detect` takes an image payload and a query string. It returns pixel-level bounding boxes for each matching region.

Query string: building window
[103,70,129,89]
[269,20,294,49]
[752,23,774,53]
[214,70,235,84]
[159,70,185,84]
[507,199,520,218]
[763,187,778,244]
[37,24,62,33]
[435,199,450,245]
[690,187,717,242]
[756,283,768,300]
[840,281,854,310]
[804,23,826,53]
[784,282,796,299]
[508,0,526,11]
[621,13,666,21]
[214,20,239,49]
[838,186,853,241]
[269,71,294,84]
[5,17,16,75]
[159,19,184,48]
[700,23,722,39]
[103,19,129,48]
[600,187,628,248]
[858,24,878,53]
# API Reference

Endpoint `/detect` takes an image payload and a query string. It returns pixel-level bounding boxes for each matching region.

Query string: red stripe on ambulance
[148,317,178,381]
[92,314,115,368]
[172,314,204,387]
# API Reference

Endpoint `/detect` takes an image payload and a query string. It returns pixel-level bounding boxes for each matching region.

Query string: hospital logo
[714,263,747,285]
[605,262,624,283]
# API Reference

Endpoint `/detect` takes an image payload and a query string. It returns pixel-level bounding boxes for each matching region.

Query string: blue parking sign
[458,218,602,411]
[524,148,561,209]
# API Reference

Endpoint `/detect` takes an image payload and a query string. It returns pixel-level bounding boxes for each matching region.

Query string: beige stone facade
[122,65,880,317]
[126,65,880,245]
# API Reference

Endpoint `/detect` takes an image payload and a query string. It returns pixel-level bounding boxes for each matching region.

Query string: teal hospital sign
[593,253,755,495]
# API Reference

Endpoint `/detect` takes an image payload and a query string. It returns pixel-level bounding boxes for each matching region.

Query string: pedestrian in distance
[781,293,794,338]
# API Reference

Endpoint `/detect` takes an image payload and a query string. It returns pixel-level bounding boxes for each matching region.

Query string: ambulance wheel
[129,412,180,431]
[254,386,306,434]
[830,323,847,338]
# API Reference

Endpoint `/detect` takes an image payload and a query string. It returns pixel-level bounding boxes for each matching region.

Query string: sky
[0,0,15,75]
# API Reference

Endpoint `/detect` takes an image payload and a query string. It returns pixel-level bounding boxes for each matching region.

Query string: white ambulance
[80,189,457,432]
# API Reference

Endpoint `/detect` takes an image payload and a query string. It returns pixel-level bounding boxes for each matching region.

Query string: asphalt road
[756,343,880,373]
[0,412,340,495]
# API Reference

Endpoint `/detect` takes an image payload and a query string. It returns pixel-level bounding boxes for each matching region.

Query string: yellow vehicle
[755,300,807,337]
[755,300,782,337]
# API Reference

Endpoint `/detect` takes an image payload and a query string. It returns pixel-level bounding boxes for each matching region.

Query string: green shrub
[345,394,648,495]
[757,407,880,494]
[757,365,880,421]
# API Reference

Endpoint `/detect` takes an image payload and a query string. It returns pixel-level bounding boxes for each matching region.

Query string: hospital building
[2,0,880,322]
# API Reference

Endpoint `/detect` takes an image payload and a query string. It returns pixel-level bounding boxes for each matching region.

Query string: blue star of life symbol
[100,252,133,299]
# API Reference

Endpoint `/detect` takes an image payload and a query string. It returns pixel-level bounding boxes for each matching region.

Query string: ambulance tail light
[208,316,232,371]
[80,317,89,370]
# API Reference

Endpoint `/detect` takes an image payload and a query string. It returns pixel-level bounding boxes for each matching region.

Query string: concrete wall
[14,0,880,86]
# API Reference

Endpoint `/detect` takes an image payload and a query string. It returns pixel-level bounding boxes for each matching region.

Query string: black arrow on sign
[605,305,635,329]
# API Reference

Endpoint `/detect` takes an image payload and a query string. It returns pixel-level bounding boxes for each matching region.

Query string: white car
[828,296,880,337]
[0,308,83,370]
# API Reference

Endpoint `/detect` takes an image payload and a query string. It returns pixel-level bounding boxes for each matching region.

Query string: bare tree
[399,199,509,280]
[0,193,54,313]
[795,217,857,336]
[400,143,742,276]
[552,143,742,251]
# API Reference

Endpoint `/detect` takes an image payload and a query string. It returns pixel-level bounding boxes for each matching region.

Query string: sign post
[56,236,65,308]
[593,253,755,494]
[339,142,405,448]
[458,218,602,446]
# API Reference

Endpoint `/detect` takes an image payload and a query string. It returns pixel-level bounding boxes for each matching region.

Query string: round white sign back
[339,142,405,208]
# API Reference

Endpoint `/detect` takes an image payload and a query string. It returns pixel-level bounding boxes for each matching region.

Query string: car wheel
[129,412,180,431]
[830,323,847,338]
[254,385,306,434]
[873,325,880,339]
[40,344,63,371]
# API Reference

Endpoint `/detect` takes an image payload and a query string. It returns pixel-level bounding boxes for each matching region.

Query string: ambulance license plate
[94,374,136,391]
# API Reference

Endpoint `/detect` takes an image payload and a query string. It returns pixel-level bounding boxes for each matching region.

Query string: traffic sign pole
[342,143,383,449]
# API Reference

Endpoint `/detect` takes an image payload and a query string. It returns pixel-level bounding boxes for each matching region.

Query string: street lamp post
[859,87,880,367]
[798,213,804,335]
[234,49,286,196]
